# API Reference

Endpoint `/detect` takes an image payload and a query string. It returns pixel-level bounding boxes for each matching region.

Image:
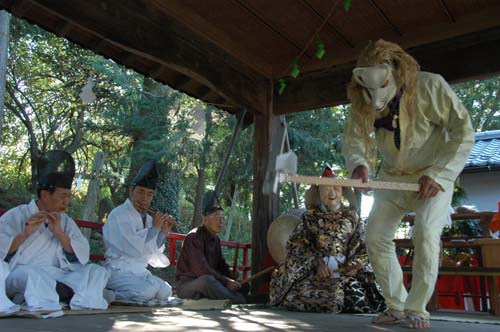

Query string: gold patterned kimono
[269,206,385,313]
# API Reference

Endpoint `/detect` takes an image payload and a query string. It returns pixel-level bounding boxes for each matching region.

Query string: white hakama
[0,261,19,315]
[103,199,172,301]
[0,200,109,311]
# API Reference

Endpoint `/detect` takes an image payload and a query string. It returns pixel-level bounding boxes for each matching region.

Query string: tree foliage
[1,16,499,245]
[454,77,500,131]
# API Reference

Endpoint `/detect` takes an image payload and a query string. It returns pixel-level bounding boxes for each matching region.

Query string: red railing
[0,208,252,279]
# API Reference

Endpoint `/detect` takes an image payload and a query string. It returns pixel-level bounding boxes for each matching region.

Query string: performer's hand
[153,211,177,232]
[417,175,442,199]
[160,215,176,233]
[345,268,359,277]
[229,269,240,280]
[227,279,241,292]
[317,260,330,278]
[351,165,371,193]
[24,212,48,236]
[152,212,167,230]
[46,212,63,236]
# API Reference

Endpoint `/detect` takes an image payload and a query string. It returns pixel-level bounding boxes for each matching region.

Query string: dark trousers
[176,275,247,304]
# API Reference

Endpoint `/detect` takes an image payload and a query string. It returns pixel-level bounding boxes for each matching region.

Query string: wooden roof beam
[197,86,211,100]
[91,39,108,54]
[149,64,165,80]
[275,28,500,114]
[412,27,500,83]
[119,52,136,67]
[274,63,352,115]
[10,0,31,17]
[54,20,72,37]
[173,74,191,91]
[27,0,268,114]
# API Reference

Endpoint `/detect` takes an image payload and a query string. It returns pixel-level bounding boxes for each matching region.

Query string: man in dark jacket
[175,191,246,303]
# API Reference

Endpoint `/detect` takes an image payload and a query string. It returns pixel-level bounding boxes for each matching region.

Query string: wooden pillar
[251,81,280,295]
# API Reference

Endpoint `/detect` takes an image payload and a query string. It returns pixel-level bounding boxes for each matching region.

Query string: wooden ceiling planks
[2,0,500,114]
[378,0,456,35]
[300,0,395,73]
[152,0,292,78]
[446,0,493,18]
[233,0,339,77]
[4,0,269,113]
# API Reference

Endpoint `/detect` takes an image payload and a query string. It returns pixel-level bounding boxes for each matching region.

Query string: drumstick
[240,263,364,285]
[336,263,363,273]
[241,266,276,285]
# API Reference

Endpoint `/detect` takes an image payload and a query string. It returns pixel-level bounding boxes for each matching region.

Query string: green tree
[4,16,97,190]
[454,77,500,131]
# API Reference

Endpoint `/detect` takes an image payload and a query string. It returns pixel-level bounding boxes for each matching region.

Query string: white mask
[352,63,397,112]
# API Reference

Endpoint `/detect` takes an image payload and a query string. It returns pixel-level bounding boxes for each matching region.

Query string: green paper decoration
[345,0,352,12]
[277,1,355,96]
[290,60,300,78]
[315,34,326,59]
[278,79,286,95]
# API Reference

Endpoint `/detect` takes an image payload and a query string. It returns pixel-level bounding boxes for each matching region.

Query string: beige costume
[343,42,474,318]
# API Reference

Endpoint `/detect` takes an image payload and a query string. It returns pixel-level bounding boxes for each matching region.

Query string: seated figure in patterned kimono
[269,166,385,313]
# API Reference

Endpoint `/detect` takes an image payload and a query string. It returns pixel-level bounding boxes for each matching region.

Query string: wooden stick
[283,175,420,192]
[143,206,177,227]
[240,263,364,285]
[241,266,276,285]
[335,263,364,273]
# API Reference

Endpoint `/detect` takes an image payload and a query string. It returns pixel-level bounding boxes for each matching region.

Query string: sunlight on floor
[226,310,301,331]
[109,308,311,332]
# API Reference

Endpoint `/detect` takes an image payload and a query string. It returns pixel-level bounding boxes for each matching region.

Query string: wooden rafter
[368,0,402,37]
[300,0,354,49]
[235,0,313,59]
[438,0,455,23]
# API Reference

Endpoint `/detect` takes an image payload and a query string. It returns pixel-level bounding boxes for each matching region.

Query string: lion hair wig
[347,39,420,164]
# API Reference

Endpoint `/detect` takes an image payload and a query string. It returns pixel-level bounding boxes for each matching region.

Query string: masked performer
[343,39,474,328]
[0,150,110,311]
[269,167,385,313]
[103,160,175,303]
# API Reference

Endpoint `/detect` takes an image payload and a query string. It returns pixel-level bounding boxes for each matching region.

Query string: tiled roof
[464,130,500,170]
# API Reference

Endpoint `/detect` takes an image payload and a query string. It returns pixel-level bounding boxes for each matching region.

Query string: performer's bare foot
[372,308,405,325]
[404,311,431,329]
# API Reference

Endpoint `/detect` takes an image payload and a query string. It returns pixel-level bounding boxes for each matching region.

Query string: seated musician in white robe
[0,261,19,315]
[0,150,110,311]
[103,160,176,302]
